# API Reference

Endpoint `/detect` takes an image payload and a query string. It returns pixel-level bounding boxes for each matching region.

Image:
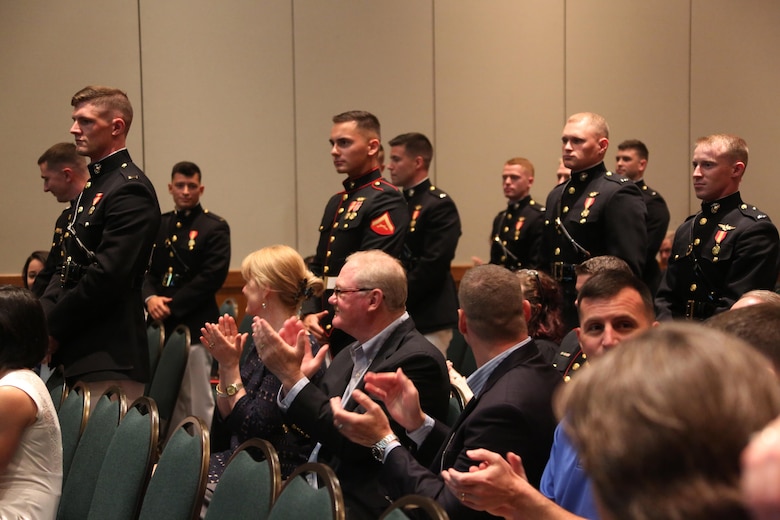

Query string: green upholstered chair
[58,386,126,520]
[58,381,90,484]
[138,416,209,520]
[205,438,282,520]
[146,324,190,440]
[379,495,450,520]
[145,320,165,394]
[87,396,159,520]
[268,462,345,520]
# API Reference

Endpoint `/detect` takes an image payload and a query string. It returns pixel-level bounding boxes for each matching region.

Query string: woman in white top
[0,285,62,519]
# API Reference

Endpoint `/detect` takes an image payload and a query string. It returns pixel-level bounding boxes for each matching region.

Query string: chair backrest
[446,329,476,377]
[46,365,67,411]
[268,462,345,520]
[445,384,466,428]
[204,438,282,520]
[145,320,166,394]
[219,298,238,318]
[58,382,90,483]
[238,313,256,365]
[87,396,159,520]
[138,416,209,520]
[146,324,190,439]
[379,495,450,520]
[58,386,127,520]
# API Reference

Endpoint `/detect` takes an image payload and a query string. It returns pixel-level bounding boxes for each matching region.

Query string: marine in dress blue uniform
[542,113,648,329]
[143,203,230,338]
[303,111,409,353]
[490,195,545,270]
[635,179,670,293]
[656,134,779,320]
[402,179,460,338]
[41,149,160,384]
[615,139,670,294]
[656,193,779,319]
[305,169,409,350]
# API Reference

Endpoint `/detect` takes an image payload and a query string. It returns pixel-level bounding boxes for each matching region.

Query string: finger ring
[208,342,215,348]
[258,343,266,349]
[335,423,344,431]
[460,492,466,501]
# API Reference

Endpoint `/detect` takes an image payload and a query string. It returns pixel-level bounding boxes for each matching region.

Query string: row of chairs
[51,309,450,519]
[56,383,446,519]
[56,385,208,520]
[203,437,448,520]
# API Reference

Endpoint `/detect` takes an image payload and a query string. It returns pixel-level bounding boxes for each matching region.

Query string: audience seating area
[53,376,452,519]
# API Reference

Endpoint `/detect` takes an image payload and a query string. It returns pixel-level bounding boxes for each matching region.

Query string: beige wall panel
[690,0,780,222]
[566,0,691,232]
[0,1,142,273]
[434,1,565,263]
[293,0,435,258]
[139,1,295,267]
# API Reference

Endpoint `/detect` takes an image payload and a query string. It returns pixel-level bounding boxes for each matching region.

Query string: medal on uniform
[188,230,198,251]
[88,206,95,215]
[514,217,525,240]
[581,192,598,218]
[712,224,735,256]
[162,267,174,287]
[410,205,421,232]
[346,197,365,221]
[92,193,103,206]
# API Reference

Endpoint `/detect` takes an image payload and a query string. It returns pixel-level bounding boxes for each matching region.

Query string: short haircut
[574,255,631,277]
[563,323,780,520]
[0,285,48,369]
[241,245,324,316]
[504,157,535,178]
[706,303,780,371]
[22,250,49,290]
[37,142,87,169]
[459,264,527,343]
[388,133,434,170]
[577,270,655,323]
[346,250,407,312]
[617,139,649,161]
[734,289,780,307]
[71,86,134,132]
[567,112,610,139]
[696,133,749,167]
[332,110,381,140]
[516,269,565,344]
[171,161,202,182]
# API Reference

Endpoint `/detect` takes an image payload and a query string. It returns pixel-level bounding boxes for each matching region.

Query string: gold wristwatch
[216,382,244,398]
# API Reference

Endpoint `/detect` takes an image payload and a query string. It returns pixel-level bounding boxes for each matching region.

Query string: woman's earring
[261,302,267,309]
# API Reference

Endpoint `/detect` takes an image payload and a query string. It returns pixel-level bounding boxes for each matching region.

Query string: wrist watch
[371,433,399,462]
[215,382,244,398]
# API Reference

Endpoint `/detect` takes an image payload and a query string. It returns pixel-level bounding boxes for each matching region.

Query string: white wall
[2,0,778,274]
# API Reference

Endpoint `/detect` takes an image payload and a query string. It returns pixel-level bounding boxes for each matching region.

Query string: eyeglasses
[332,287,374,298]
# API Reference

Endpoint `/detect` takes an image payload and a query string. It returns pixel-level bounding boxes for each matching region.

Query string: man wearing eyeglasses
[255,250,449,519]
[328,264,561,519]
